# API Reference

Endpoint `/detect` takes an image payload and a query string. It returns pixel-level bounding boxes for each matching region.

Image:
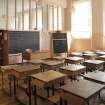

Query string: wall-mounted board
[8,31,40,54]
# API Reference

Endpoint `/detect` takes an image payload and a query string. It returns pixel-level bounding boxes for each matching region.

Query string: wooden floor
[0,72,20,105]
[0,90,20,105]
[0,73,105,105]
[0,88,105,105]
[0,89,54,105]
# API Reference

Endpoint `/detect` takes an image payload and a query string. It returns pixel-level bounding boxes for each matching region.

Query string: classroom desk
[84,71,105,84]
[83,60,104,72]
[10,63,41,78]
[96,51,105,56]
[92,50,101,52]
[41,60,64,71]
[97,55,105,61]
[82,53,97,60]
[9,63,41,105]
[65,57,84,65]
[60,80,105,105]
[28,59,43,65]
[52,56,66,61]
[0,64,18,95]
[69,52,82,57]
[97,55,105,69]
[84,71,105,102]
[83,51,95,54]
[60,64,86,80]
[31,70,66,105]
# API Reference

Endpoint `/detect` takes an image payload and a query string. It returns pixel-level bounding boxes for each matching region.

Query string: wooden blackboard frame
[52,32,68,54]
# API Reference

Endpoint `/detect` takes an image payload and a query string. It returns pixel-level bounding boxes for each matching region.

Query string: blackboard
[53,39,67,53]
[52,32,67,53]
[8,31,39,54]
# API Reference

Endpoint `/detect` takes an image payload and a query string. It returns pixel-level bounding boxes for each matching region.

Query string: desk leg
[9,75,12,96]
[60,81,65,86]
[34,85,37,105]
[86,100,89,105]
[1,72,4,90]
[64,100,67,105]
[41,64,44,72]
[73,75,76,80]
[99,88,105,103]
[60,98,62,105]
[13,76,16,98]
[28,77,32,105]
[46,87,50,97]
[52,85,54,96]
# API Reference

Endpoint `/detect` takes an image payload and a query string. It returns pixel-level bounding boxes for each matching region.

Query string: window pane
[8,0,15,30]
[58,7,62,30]
[31,0,36,30]
[48,5,53,31]
[62,8,65,30]
[54,6,57,31]
[17,0,22,30]
[37,4,42,30]
[24,0,29,30]
[0,0,6,29]
[71,0,91,39]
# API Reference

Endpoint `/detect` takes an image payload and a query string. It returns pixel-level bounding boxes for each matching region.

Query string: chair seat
[48,94,60,103]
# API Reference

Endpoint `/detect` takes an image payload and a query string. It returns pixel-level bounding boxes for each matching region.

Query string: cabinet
[9,53,22,64]
[0,30,8,65]
[22,51,51,60]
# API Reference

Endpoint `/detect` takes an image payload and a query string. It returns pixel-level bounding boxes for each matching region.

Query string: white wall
[40,31,51,51]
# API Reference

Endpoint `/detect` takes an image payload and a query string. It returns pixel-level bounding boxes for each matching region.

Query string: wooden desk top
[31,70,66,83]
[42,60,63,66]
[70,52,82,56]
[60,80,105,99]
[96,51,105,55]
[11,63,40,73]
[66,57,84,61]
[92,50,101,52]
[28,59,43,64]
[53,56,66,60]
[1,64,18,72]
[83,51,94,54]
[84,71,105,84]
[60,65,86,72]
[84,60,104,65]
[83,53,97,56]
[97,55,105,61]
[10,63,41,78]
[99,55,105,58]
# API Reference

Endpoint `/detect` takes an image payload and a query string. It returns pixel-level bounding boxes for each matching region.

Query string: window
[0,0,64,31]
[48,5,53,31]
[17,0,22,30]
[58,7,63,30]
[24,0,29,30]
[37,4,43,30]
[71,0,91,39]
[8,0,15,30]
[0,0,7,29]
[54,6,57,31]
[48,5,64,31]
[31,1,37,30]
